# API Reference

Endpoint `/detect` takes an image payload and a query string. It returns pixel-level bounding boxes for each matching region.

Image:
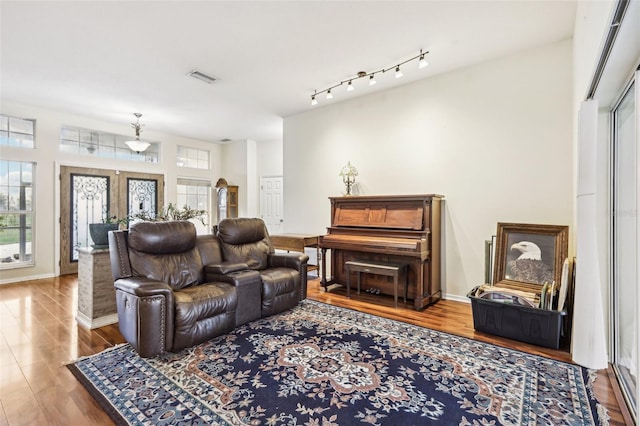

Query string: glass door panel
[59,166,163,275]
[612,79,638,419]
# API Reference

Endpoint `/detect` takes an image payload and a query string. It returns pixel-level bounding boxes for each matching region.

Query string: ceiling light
[124,113,150,153]
[187,69,217,84]
[310,49,428,103]
[419,54,429,69]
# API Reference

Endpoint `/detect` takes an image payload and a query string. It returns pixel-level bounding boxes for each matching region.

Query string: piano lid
[331,197,438,230]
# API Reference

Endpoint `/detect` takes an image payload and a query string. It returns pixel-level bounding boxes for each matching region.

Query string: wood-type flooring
[0,275,630,425]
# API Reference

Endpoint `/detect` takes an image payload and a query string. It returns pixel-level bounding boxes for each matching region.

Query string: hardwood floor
[0,276,629,425]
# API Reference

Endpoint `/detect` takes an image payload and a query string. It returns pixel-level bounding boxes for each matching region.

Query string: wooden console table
[76,247,118,329]
[270,234,321,277]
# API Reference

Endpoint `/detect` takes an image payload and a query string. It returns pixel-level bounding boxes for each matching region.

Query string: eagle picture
[506,240,554,284]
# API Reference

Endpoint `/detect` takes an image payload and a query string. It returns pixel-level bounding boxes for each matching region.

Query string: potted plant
[89,212,127,248]
[129,203,207,225]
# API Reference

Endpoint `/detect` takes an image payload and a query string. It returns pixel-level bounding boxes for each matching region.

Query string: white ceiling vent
[187,69,217,84]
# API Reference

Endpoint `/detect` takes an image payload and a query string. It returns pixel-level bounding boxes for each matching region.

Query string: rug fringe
[66,342,130,366]
[597,403,610,426]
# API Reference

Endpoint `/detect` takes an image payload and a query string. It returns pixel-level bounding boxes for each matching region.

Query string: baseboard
[444,293,471,304]
[0,272,56,286]
[76,312,118,329]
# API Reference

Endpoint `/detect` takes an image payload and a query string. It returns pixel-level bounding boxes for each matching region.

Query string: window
[177,178,211,234]
[60,125,159,163]
[0,114,35,148]
[176,146,209,169]
[0,161,34,268]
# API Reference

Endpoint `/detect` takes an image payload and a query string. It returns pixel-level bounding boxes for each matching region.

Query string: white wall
[0,101,223,283]
[284,40,574,299]
[257,140,283,178]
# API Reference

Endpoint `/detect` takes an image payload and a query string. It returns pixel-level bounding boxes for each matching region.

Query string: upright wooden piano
[320,194,443,310]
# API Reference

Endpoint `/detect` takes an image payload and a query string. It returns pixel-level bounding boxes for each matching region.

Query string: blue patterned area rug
[68,300,607,425]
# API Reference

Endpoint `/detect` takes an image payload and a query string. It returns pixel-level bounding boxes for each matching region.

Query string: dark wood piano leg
[321,248,328,291]
[413,259,427,310]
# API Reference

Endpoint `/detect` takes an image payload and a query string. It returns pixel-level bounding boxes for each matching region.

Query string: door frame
[58,165,164,275]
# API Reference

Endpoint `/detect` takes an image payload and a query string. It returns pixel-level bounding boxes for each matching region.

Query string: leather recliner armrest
[267,252,309,270]
[268,253,310,300]
[204,262,249,275]
[114,277,175,356]
[114,276,174,298]
[204,269,262,326]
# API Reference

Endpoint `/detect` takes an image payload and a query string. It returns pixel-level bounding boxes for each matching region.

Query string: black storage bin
[467,287,567,349]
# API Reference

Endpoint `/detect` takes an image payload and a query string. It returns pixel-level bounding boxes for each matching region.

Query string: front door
[59,166,164,275]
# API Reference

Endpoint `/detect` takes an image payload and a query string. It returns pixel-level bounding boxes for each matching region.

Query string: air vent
[187,69,217,84]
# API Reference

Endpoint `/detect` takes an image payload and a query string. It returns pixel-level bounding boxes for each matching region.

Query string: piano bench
[345,260,408,308]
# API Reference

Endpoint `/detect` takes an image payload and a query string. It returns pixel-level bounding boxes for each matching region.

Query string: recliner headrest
[217,218,268,245]
[128,220,197,254]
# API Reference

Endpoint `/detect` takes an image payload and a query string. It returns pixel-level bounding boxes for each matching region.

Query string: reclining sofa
[108,218,308,357]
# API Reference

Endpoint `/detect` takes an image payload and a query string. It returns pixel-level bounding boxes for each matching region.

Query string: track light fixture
[310,49,428,106]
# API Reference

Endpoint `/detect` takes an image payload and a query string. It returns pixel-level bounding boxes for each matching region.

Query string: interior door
[59,166,164,275]
[260,176,283,234]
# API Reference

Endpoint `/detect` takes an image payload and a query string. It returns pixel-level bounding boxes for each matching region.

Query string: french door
[59,166,164,275]
[611,74,638,421]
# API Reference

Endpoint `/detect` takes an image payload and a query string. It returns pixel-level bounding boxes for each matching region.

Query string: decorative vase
[89,223,119,248]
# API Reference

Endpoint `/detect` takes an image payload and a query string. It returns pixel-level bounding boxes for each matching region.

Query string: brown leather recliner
[210,218,309,317]
[108,220,241,358]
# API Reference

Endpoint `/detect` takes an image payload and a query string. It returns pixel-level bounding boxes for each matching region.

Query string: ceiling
[0,1,577,144]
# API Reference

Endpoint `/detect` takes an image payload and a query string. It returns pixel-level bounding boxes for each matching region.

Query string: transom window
[0,114,35,148]
[60,125,159,163]
[177,146,209,169]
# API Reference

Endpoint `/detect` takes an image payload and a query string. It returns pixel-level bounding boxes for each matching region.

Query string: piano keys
[319,194,443,310]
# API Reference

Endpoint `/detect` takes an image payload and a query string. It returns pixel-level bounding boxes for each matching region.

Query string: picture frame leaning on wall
[493,222,569,294]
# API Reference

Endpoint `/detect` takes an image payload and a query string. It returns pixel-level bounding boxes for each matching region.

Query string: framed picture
[493,223,569,292]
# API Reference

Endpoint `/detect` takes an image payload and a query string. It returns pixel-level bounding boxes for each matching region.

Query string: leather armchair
[210,218,309,317]
[108,221,238,357]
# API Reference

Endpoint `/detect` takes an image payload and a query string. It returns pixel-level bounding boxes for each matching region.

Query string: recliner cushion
[260,268,300,316]
[173,282,237,351]
[128,221,204,290]
[129,221,196,254]
[217,218,273,270]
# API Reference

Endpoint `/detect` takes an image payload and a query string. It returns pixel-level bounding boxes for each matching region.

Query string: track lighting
[309,49,428,105]
[419,53,429,69]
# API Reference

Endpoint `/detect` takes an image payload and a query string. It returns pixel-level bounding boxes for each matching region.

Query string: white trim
[76,312,118,329]
[443,293,471,304]
[0,272,56,285]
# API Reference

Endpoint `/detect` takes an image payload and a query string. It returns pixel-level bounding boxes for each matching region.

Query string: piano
[319,194,443,310]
